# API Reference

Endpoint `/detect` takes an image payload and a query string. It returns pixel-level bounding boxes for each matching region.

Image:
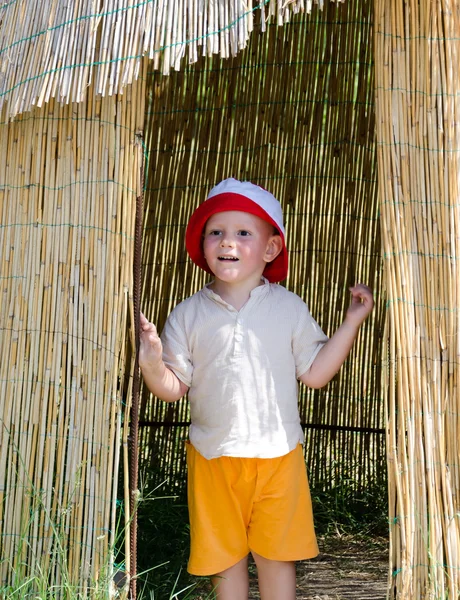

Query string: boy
[139,178,373,599]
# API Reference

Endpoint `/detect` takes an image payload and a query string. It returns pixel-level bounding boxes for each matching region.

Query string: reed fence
[0,0,459,598]
[375,2,460,598]
[0,72,147,593]
[0,0,338,120]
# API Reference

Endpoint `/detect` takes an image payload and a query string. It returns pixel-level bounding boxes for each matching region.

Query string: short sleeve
[160,311,193,387]
[292,299,328,378]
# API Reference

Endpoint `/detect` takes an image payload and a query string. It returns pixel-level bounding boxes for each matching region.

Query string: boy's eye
[238,230,251,236]
[208,230,221,236]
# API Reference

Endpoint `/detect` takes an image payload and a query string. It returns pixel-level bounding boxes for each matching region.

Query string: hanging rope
[129,133,145,600]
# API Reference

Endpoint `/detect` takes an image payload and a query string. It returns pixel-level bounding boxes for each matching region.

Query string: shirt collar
[202,277,270,309]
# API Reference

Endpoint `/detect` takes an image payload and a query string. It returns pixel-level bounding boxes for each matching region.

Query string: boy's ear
[264,235,283,263]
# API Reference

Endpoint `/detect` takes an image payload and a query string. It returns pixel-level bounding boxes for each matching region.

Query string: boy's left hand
[300,283,374,389]
[345,284,374,328]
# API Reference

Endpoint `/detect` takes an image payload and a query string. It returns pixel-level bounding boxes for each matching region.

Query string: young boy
[139,178,373,600]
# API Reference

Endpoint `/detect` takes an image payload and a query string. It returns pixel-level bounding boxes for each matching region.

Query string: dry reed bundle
[0,61,147,592]
[138,0,384,513]
[375,1,460,598]
[0,0,344,121]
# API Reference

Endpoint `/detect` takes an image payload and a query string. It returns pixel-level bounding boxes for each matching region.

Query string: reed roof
[0,0,344,120]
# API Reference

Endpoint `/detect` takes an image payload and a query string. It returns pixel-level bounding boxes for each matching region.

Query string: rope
[129,133,145,600]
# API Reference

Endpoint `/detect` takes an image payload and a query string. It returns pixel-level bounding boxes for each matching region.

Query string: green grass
[0,486,207,600]
[0,488,125,600]
[135,486,209,599]
[310,476,389,537]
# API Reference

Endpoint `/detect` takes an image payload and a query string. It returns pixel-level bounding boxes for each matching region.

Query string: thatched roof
[0,0,343,119]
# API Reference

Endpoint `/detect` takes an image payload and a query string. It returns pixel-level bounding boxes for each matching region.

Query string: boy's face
[202,211,282,285]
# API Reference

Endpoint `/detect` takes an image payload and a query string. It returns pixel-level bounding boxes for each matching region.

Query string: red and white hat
[185,178,288,282]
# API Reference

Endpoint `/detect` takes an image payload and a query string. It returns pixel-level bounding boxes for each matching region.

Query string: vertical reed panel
[375,1,460,597]
[0,62,147,591]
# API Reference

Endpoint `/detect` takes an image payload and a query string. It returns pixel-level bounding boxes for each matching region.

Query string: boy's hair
[185,178,288,282]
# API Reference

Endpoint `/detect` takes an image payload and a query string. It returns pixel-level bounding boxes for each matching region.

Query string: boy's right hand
[139,312,163,370]
[138,313,189,402]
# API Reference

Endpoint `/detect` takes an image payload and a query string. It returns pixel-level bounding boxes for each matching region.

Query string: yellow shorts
[186,442,319,576]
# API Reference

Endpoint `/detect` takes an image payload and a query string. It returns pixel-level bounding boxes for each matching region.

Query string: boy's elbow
[162,381,189,402]
[299,370,331,389]
[163,390,188,403]
[143,368,189,402]
[161,395,182,403]
[302,378,329,390]
[307,380,328,390]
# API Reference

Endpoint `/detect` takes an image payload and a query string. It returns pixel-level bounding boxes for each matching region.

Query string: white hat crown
[206,178,285,237]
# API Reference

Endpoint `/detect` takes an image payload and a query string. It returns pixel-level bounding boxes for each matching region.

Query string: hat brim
[185,193,288,283]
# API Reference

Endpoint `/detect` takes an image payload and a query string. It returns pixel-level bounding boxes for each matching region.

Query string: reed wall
[1,0,460,598]
[375,2,460,598]
[0,76,146,591]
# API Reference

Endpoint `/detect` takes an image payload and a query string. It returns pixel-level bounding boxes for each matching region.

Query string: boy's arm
[139,312,189,402]
[299,284,374,389]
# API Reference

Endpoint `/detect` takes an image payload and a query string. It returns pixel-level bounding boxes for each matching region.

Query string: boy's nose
[220,236,235,247]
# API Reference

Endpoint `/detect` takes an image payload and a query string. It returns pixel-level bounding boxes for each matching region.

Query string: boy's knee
[251,551,296,575]
[251,552,296,599]
[210,556,249,599]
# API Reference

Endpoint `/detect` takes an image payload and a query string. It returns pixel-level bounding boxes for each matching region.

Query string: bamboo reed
[0,58,147,592]
[0,1,341,120]
[375,1,460,597]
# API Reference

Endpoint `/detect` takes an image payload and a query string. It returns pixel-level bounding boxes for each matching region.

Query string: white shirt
[161,279,328,459]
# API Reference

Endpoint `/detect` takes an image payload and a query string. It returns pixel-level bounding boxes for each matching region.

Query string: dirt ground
[194,534,389,599]
[289,535,389,600]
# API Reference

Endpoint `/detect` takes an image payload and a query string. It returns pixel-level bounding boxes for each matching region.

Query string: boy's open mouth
[218,256,239,261]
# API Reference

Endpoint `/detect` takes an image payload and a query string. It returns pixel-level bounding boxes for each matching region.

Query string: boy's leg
[252,552,296,600]
[210,555,249,600]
